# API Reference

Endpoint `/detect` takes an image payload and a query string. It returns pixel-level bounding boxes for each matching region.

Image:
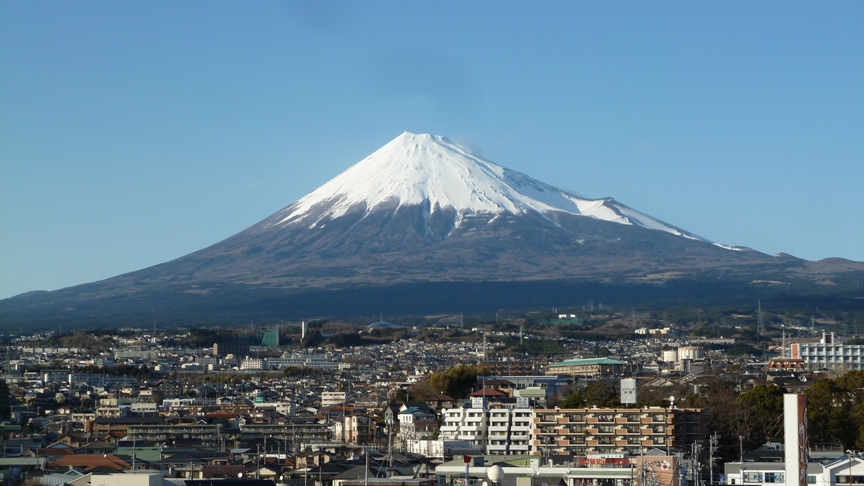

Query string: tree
[389,388,408,405]
[806,371,864,449]
[735,384,786,445]
[582,380,618,407]
[559,390,585,408]
[423,363,490,399]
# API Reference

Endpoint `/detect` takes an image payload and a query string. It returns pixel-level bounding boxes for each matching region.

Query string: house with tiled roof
[468,388,507,398]
[48,453,130,473]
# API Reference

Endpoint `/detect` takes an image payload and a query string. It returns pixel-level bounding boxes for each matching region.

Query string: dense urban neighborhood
[1,309,863,486]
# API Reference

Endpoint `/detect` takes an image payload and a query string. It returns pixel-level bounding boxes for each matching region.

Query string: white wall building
[240,358,263,370]
[397,407,437,441]
[440,398,532,455]
[486,408,532,454]
[792,332,864,371]
[321,391,347,407]
[724,455,863,486]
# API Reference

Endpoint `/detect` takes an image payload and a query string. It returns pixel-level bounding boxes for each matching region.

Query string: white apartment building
[791,332,864,371]
[321,391,347,407]
[439,397,532,455]
[240,358,263,370]
[487,407,532,454]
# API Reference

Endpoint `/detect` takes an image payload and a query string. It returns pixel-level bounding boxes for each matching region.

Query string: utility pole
[757,299,764,336]
[709,432,720,486]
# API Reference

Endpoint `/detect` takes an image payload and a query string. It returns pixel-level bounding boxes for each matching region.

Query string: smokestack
[784,394,808,486]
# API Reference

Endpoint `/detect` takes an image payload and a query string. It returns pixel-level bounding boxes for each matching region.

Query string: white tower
[784,394,808,486]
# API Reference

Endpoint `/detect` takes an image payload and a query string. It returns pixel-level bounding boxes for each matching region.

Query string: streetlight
[739,436,744,463]
[846,450,857,486]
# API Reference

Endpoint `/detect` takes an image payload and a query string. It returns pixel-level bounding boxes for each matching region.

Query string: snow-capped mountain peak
[270,132,706,242]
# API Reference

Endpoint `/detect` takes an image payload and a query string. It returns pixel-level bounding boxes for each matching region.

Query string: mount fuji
[2,132,862,328]
[271,132,703,241]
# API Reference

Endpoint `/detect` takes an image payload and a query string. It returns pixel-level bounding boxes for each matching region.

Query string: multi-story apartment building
[240,358,263,370]
[126,423,222,447]
[441,400,707,458]
[238,421,330,452]
[440,400,491,450]
[321,391,347,408]
[531,407,705,458]
[791,332,864,371]
[545,358,627,378]
[342,413,373,444]
[268,354,340,370]
[487,407,532,455]
[440,398,533,455]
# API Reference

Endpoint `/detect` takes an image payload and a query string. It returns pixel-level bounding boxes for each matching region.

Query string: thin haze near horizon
[1,2,862,300]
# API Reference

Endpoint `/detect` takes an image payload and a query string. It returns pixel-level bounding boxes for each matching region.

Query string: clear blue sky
[2,1,863,300]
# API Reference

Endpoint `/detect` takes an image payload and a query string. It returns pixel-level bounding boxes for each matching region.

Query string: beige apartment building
[531,407,705,458]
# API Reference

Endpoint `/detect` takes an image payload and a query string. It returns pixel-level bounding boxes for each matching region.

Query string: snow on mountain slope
[270,132,707,242]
